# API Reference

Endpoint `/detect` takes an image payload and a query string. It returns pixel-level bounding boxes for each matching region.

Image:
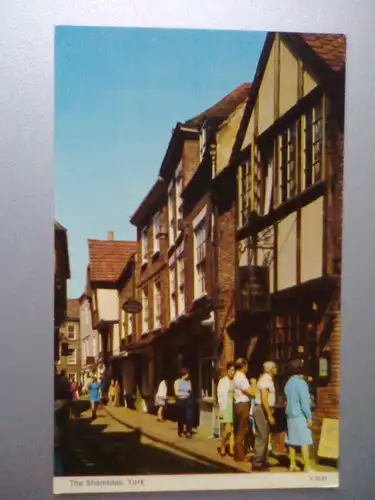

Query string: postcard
[53,26,344,494]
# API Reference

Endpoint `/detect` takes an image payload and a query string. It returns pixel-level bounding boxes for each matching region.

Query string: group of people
[86,376,122,419]
[217,357,314,472]
[154,357,314,472]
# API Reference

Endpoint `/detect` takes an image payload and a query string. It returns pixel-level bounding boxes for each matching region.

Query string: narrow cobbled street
[58,404,232,476]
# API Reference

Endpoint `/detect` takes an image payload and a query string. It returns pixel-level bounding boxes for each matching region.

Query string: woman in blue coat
[284,359,313,472]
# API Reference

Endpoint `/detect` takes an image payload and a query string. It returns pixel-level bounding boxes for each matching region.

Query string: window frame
[167,185,176,247]
[177,256,185,315]
[154,281,162,329]
[67,324,76,340]
[141,287,149,335]
[152,212,161,255]
[141,227,148,264]
[169,265,177,321]
[67,348,77,365]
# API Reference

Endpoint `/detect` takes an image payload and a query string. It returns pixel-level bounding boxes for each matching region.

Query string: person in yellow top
[108,379,116,406]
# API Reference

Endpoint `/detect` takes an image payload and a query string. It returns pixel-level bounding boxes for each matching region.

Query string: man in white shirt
[252,361,277,471]
[233,358,256,462]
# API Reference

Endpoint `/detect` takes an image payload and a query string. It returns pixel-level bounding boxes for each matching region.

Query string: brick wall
[312,129,343,452]
[135,204,170,335]
[217,203,236,374]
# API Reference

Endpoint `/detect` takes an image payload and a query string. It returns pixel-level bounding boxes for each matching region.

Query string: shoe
[217,447,227,457]
[252,463,270,472]
[289,466,300,472]
[186,433,192,439]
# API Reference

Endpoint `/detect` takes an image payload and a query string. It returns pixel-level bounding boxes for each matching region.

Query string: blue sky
[55,26,266,298]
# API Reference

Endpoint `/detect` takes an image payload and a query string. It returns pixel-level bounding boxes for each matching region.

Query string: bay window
[141,288,149,334]
[194,219,207,298]
[154,281,161,329]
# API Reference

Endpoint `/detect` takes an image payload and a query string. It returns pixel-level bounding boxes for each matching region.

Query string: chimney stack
[107,231,114,241]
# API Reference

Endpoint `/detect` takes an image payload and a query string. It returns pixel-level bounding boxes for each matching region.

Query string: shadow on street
[58,407,236,476]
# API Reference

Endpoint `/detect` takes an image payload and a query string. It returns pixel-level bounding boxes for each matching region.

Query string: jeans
[176,398,193,435]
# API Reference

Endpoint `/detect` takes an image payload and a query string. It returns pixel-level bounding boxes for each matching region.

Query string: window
[128,313,133,337]
[177,257,185,315]
[253,151,264,215]
[280,123,298,203]
[176,165,183,215]
[67,349,77,365]
[304,103,323,188]
[120,309,126,339]
[141,228,148,263]
[92,337,97,357]
[67,324,76,340]
[142,288,149,334]
[153,212,161,254]
[239,161,251,227]
[194,221,207,298]
[195,222,206,263]
[154,282,162,329]
[169,266,176,321]
[168,187,176,245]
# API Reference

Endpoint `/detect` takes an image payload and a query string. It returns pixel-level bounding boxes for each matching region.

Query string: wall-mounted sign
[123,298,142,314]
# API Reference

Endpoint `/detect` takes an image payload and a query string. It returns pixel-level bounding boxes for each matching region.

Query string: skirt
[285,416,313,447]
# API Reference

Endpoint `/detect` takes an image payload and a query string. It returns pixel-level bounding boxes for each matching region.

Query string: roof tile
[66,298,80,319]
[88,239,137,283]
[300,34,346,72]
[184,82,251,128]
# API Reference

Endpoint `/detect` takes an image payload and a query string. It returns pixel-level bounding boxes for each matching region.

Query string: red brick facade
[216,204,236,374]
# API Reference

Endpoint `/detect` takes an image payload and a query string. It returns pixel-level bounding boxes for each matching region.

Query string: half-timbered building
[214,32,345,449]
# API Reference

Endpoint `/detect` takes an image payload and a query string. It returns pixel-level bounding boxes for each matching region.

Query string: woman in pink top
[70,381,79,401]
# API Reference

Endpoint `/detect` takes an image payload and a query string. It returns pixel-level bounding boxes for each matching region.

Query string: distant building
[54,221,70,364]
[87,232,136,386]
[79,290,99,386]
[59,298,81,382]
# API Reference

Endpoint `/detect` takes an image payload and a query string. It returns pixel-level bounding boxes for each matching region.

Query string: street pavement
[58,405,234,476]
[57,402,337,476]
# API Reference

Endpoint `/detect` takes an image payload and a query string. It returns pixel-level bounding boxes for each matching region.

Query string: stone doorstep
[104,407,248,473]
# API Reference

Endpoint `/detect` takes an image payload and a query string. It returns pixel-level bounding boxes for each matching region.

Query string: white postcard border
[54,472,339,495]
